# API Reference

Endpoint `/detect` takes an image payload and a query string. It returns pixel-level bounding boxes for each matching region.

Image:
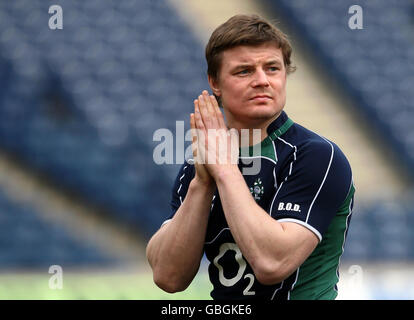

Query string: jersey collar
[239,111,293,157]
[266,110,294,140]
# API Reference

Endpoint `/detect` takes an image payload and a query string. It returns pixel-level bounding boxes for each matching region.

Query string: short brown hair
[205,14,296,81]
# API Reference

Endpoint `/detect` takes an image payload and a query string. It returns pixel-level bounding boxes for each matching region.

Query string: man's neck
[227,111,282,147]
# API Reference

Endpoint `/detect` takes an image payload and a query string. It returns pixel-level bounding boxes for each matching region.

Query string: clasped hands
[190,90,239,184]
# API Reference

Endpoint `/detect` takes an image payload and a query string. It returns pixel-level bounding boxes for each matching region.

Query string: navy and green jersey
[164,111,355,300]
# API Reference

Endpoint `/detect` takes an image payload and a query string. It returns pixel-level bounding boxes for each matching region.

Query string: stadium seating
[0,190,116,269]
[265,0,414,178]
[343,200,414,261]
[0,0,209,241]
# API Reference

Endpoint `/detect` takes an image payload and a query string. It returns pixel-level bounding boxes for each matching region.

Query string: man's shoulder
[278,122,352,173]
[283,122,345,155]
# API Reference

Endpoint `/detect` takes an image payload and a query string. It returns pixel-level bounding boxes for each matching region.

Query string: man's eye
[237,69,250,75]
[268,66,279,72]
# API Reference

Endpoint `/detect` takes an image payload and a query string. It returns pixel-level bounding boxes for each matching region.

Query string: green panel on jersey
[290,184,355,300]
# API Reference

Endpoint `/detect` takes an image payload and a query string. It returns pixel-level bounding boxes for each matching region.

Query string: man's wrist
[190,177,216,194]
[214,165,241,186]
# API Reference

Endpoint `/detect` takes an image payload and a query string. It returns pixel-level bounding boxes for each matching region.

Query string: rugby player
[146,14,355,300]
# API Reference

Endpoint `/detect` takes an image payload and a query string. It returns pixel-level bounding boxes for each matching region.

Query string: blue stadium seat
[265,0,414,176]
[0,189,118,269]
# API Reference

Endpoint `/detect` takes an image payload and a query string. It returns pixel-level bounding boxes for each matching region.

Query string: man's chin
[224,103,283,126]
[246,106,281,120]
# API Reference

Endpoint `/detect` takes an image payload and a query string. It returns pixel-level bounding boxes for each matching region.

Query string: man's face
[209,42,287,128]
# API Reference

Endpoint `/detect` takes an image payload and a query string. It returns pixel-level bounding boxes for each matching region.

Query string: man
[146,14,355,300]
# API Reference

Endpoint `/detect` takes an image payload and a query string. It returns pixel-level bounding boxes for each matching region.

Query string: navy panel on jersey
[269,128,353,241]
[168,161,195,221]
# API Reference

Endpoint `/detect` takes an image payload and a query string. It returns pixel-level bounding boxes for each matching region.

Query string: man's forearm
[214,167,287,278]
[146,178,215,292]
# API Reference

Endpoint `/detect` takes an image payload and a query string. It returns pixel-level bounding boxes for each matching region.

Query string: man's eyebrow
[229,57,284,73]
[229,63,253,73]
[234,63,251,67]
[264,59,283,65]
[232,59,283,69]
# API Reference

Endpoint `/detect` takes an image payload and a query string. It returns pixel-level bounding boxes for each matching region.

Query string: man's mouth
[250,95,272,102]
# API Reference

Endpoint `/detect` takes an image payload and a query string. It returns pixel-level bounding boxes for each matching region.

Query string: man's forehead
[221,43,284,65]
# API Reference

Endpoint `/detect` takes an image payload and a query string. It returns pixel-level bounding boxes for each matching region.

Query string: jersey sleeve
[162,160,195,226]
[270,139,353,241]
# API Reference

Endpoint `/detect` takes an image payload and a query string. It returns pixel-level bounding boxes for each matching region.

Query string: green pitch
[0,270,212,300]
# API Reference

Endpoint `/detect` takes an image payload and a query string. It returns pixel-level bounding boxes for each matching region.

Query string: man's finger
[190,113,198,159]
[199,92,218,129]
[203,90,216,118]
[210,94,226,129]
[190,112,196,143]
[203,90,220,128]
[194,99,206,131]
[198,94,210,125]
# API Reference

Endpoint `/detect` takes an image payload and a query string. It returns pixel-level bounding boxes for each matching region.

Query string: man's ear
[208,75,221,97]
[208,75,223,107]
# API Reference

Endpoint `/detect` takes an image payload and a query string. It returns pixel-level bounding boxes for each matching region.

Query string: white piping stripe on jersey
[287,267,300,300]
[239,155,276,165]
[271,280,284,300]
[344,177,354,206]
[305,138,334,224]
[289,147,297,175]
[205,228,230,245]
[269,181,284,216]
[177,165,188,204]
[177,184,182,194]
[272,141,278,189]
[269,137,297,216]
[161,164,189,226]
[277,218,322,242]
[272,140,278,163]
[210,195,216,212]
[161,218,171,227]
[277,137,297,177]
[334,195,353,293]
[277,136,295,149]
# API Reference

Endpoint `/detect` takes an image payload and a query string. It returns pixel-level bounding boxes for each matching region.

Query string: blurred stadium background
[0,0,413,299]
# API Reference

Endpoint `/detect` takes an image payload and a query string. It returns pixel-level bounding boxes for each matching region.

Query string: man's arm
[146,177,215,293]
[215,167,318,285]
[146,106,216,293]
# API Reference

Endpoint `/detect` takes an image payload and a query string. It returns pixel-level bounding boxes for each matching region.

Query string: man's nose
[251,68,270,87]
